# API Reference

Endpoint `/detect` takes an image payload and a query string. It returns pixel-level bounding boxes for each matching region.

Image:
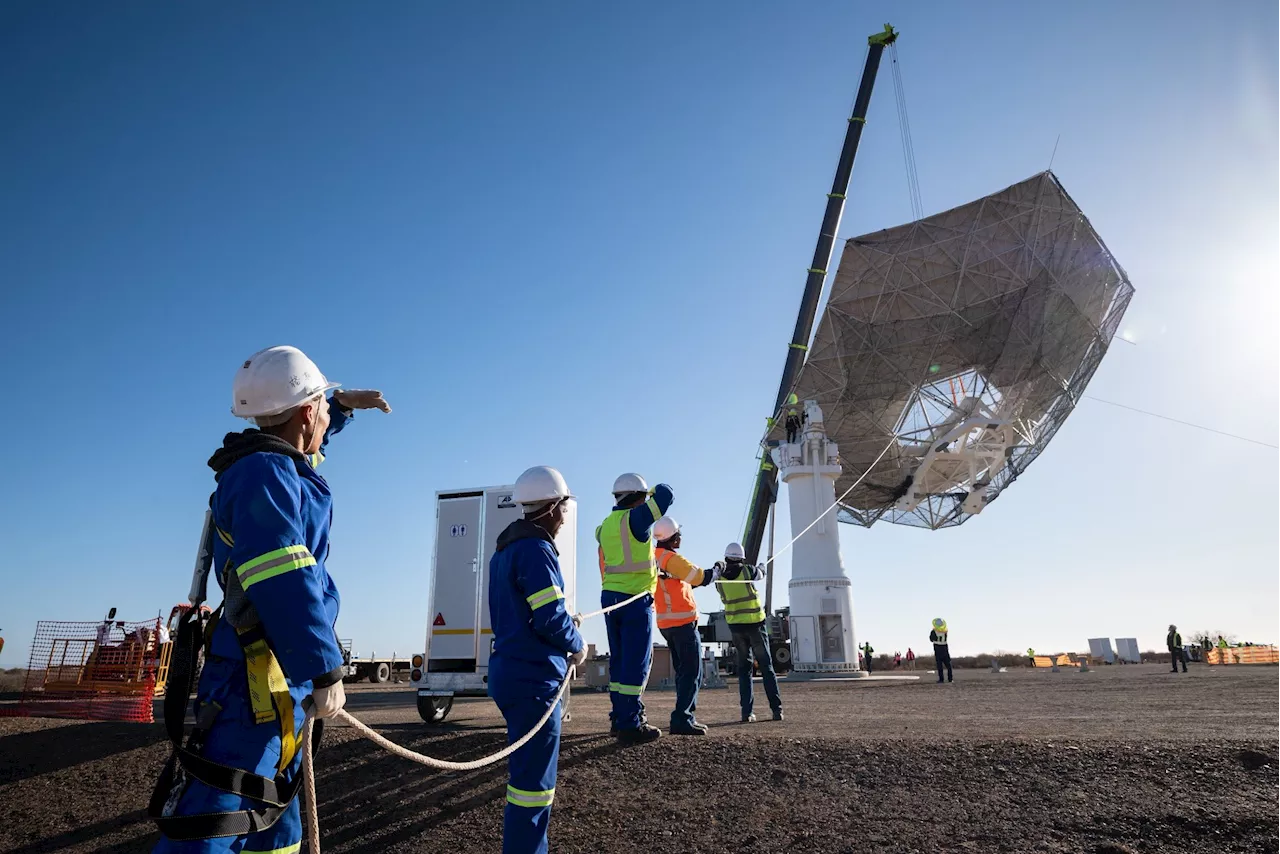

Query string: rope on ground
[300,588,648,851]
[300,439,898,849]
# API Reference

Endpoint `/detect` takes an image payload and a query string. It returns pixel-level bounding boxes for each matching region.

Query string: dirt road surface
[1,664,1276,853]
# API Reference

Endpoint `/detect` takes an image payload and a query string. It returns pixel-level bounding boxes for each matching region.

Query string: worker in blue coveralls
[596,472,673,744]
[153,345,390,854]
[489,466,586,854]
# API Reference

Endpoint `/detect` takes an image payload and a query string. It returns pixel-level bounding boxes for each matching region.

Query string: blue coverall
[599,485,673,731]
[154,400,352,854]
[488,518,584,854]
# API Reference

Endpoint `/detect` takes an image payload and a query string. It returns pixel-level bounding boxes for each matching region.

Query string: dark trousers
[935,645,952,682]
[659,621,702,729]
[731,625,782,718]
[864,652,873,674]
[1170,649,1186,672]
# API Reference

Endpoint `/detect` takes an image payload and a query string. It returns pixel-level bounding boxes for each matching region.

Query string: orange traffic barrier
[1206,646,1278,666]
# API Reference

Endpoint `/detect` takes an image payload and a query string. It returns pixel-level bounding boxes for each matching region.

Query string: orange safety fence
[0,618,169,723]
[1206,646,1278,666]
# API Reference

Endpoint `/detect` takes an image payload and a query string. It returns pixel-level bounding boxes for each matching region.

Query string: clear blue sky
[2,2,1276,669]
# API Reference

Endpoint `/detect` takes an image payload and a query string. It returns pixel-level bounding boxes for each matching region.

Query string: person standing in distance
[152,345,391,853]
[930,618,952,684]
[1166,625,1187,673]
[597,473,673,743]
[489,466,586,854]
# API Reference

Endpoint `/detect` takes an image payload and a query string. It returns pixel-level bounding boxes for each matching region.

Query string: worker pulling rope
[297,437,899,852]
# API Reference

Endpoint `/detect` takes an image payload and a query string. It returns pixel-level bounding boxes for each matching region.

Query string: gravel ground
[0,664,1275,853]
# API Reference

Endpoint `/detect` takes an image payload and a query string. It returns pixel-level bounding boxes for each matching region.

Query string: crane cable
[890,43,923,220]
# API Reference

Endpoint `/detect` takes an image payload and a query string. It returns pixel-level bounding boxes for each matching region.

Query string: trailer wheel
[417,695,453,724]
[370,662,391,684]
[773,645,791,671]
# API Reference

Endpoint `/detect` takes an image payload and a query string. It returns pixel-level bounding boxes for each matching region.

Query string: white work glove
[309,680,347,719]
[568,647,588,669]
[332,389,392,413]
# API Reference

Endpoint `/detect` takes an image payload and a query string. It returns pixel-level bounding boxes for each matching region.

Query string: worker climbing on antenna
[152,345,391,853]
[489,466,586,854]
[785,409,802,444]
[930,618,952,684]
[716,543,783,723]
[653,516,716,735]
[597,473,673,743]
[784,392,803,444]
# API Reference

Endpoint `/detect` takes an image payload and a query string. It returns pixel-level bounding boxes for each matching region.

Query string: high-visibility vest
[596,502,659,596]
[933,631,948,646]
[654,550,699,630]
[716,566,765,625]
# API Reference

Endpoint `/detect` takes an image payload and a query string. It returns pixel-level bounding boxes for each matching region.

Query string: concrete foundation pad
[785,672,920,683]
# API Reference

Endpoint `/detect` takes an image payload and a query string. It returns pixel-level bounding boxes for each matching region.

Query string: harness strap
[148,498,322,841]
[238,625,301,773]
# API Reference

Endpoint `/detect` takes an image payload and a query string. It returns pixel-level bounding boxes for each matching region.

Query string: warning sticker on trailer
[497,494,515,508]
[433,613,446,626]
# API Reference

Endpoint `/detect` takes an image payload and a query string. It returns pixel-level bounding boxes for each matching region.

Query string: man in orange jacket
[652,516,715,735]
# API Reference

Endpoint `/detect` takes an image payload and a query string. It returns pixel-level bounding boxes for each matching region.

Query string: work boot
[669,724,706,736]
[616,724,662,745]
[741,713,756,723]
[772,710,784,722]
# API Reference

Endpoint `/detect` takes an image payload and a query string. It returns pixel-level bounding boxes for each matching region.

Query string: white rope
[715,435,898,582]
[301,589,647,851]
[299,439,898,849]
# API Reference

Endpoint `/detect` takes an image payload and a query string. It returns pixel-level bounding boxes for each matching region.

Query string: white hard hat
[612,473,648,495]
[724,542,746,561]
[513,466,575,506]
[231,346,340,419]
[653,516,680,542]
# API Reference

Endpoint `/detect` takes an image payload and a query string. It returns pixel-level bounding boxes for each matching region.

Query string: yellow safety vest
[596,502,659,596]
[716,568,766,625]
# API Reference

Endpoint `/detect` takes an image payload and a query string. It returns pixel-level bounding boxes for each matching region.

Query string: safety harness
[149,446,324,840]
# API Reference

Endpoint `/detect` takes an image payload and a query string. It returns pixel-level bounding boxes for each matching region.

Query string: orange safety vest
[654,548,700,630]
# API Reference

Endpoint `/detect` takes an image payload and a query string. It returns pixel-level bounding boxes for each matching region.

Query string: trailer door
[428,493,484,669]
[477,489,523,671]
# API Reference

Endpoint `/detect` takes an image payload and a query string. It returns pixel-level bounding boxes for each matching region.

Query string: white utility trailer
[411,485,577,723]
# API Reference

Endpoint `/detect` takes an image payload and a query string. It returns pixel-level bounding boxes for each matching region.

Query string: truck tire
[369,662,391,684]
[417,695,453,724]
[773,645,791,671]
